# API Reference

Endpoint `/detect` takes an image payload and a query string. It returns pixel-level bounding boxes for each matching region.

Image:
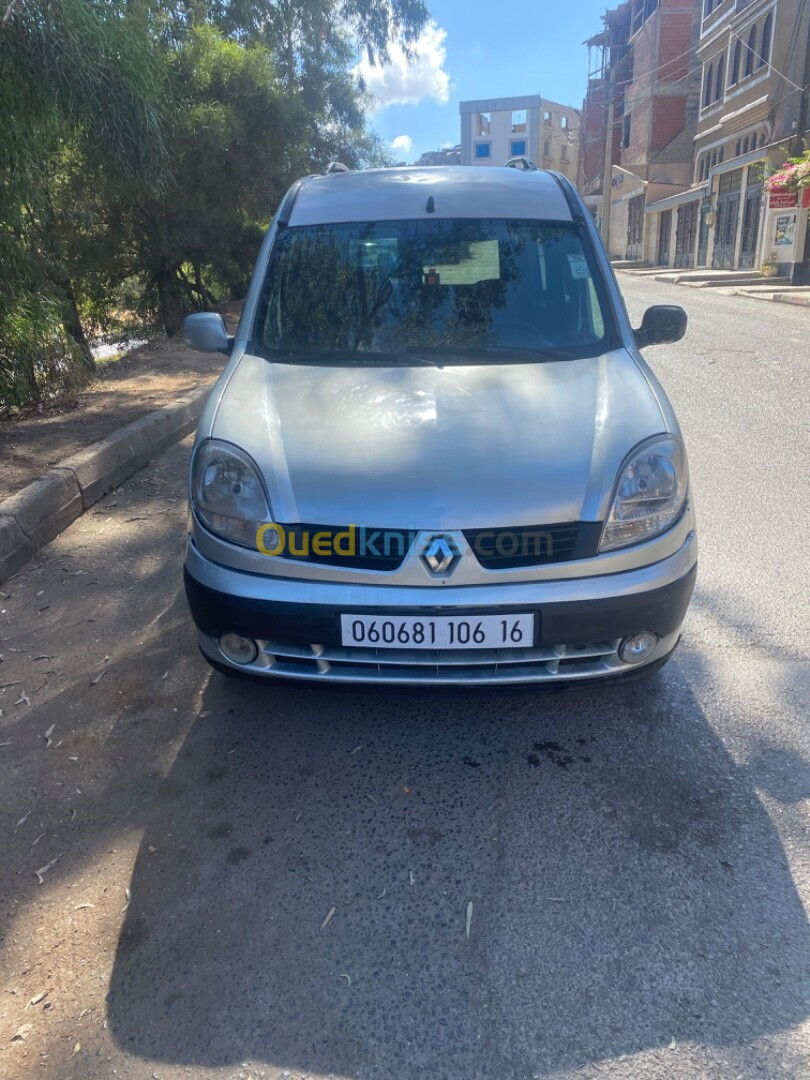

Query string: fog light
[618,631,658,665]
[219,633,258,665]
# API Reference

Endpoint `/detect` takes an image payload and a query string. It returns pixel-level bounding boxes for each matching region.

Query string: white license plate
[340,613,535,650]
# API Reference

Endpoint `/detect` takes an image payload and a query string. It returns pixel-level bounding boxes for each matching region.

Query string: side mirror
[183,312,232,354]
[634,305,687,349]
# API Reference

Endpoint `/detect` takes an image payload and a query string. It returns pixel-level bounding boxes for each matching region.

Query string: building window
[561,115,569,130]
[703,64,714,107]
[475,112,491,137]
[742,136,749,154]
[561,144,569,162]
[759,13,772,69]
[512,109,527,133]
[744,26,756,76]
[543,110,552,125]
[730,40,741,85]
[622,113,632,148]
[759,132,766,147]
[474,142,491,160]
[510,139,526,157]
[715,56,725,101]
[735,139,741,156]
[543,139,551,158]
[718,146,724,164]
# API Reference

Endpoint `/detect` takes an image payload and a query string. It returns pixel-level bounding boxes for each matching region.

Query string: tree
[0,0,432,398]
[108,1,430,335]
[0,0,167,402]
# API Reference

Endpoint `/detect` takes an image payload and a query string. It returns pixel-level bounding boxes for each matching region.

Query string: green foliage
[0,294,92,409]
[0,0,430,403]
[0,0,168,404]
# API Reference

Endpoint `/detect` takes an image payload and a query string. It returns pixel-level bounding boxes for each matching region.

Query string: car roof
[287,166,574,227]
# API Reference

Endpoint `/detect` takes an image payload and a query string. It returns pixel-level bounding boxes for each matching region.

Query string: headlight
[191,439,272,549]
[599,435,687,552]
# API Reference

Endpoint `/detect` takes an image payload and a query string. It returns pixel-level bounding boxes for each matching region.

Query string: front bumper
[183,530,697,687]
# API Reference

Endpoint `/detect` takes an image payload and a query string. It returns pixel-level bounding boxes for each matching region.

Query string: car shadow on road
[106,656,810,1079]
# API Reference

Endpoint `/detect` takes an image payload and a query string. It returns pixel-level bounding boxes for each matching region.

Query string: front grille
[277,523,414,572]
[271,521,604,573]
[204,632,630,685]
[464,522,603,570]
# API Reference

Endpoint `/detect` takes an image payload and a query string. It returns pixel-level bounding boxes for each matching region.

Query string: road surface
[1,277,809,1080]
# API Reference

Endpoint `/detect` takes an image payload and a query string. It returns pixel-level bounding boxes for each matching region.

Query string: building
[459,95,580,180]
[580,0,703,258]
[581,4,634,206]
[415,145,462,167]
[645,0,810,273]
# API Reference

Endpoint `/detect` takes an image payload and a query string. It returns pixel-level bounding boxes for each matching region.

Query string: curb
[0,383,213,584]
[767,292,810,307]
[729,289,810,307]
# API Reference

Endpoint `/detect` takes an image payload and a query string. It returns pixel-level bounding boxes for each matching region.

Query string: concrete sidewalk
[0,384,212,583]
[615,266,810,306]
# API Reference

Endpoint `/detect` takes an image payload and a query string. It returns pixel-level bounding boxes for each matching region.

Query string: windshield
[253,217,616,363]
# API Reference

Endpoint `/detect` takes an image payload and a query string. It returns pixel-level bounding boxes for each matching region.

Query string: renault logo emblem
[421,534,460,576]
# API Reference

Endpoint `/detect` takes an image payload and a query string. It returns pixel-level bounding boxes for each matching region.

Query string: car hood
[209,350,666,529]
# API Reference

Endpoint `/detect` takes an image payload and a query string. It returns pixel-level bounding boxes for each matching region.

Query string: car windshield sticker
[567,253,589,280]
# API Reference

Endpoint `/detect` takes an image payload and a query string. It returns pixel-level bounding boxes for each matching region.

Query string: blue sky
[357,0,611,162]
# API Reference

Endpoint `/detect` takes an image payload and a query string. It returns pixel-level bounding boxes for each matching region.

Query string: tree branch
[2,0,20,26]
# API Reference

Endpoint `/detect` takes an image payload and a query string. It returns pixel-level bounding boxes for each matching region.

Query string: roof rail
[325,161,350,175]
[504,156,538,171]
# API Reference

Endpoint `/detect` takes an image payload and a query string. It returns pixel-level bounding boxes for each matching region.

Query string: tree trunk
[62,286,94,370]
[16,354,40,403]
[155,266,185,336]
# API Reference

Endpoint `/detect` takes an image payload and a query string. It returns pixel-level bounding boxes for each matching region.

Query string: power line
[728,28,805,93]
[585,41,805,123]
[588,14,804,104]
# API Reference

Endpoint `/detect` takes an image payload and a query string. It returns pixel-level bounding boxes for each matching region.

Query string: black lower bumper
[183,562,697,648]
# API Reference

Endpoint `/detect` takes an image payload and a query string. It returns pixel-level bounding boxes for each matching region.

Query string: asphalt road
[1,277,809,1080]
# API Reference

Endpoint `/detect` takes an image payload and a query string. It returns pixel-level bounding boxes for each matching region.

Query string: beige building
[645,0,810,272]
[459,95,580,181]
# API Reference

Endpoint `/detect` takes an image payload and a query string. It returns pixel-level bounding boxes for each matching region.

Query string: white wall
[469,108,532,166]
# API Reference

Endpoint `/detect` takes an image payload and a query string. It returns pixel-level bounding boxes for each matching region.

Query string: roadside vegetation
[0,0,428,408]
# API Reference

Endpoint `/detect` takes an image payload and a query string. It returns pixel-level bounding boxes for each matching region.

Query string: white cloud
[391,134,413,158]
[356,22,450,110]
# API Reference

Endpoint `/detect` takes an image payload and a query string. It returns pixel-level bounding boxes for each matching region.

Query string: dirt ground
[0,306,240,502]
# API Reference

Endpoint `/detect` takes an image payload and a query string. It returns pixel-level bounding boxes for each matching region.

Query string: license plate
[340,613,535,650]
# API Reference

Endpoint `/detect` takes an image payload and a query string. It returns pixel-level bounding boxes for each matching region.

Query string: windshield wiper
[469,345,571,362]
[257,348,437,367]
[402,344,569,364]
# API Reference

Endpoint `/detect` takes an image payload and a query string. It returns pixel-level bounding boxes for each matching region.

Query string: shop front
[763,187,810,282]
[645,186,707,269]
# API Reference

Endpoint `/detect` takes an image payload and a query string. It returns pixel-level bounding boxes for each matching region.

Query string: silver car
[182,164,696,687]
